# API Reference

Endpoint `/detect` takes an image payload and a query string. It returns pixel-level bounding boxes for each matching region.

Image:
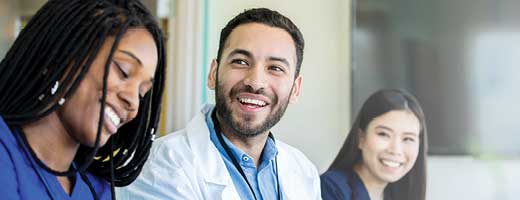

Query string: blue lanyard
[212,110,281,200]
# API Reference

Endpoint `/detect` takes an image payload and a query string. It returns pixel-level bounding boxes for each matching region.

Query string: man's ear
[208,59,218,90]
[289,75,303,104]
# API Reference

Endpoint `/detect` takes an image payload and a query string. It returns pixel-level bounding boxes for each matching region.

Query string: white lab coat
[116,105,321,200]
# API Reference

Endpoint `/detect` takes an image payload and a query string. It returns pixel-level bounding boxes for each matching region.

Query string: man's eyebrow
[228,49,291,67]
[269,56,290,67]
[119,50,143,66]
[228,49,253,59]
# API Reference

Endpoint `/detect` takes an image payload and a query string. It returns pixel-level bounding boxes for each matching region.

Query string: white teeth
[381,159,401,168]
[105,106,121,127]
[239,98,267,106]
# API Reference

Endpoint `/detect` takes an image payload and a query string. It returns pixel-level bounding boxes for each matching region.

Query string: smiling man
[117,8,321,200]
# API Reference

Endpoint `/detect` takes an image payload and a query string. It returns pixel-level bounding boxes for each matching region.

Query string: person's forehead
[370,110,421,135]
[223,23,297,64]
[118,29,158,66]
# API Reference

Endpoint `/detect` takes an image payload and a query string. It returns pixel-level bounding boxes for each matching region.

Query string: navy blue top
[0,117,111,199]
[320,169,370,200]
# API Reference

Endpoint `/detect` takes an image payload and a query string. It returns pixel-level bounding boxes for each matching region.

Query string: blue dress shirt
[206,108,281,200]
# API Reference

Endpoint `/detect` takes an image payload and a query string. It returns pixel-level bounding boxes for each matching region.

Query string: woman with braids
[0,0,165,199]
[321,89,428,200]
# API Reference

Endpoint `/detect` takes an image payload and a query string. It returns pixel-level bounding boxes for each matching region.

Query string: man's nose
[242,65,267,91]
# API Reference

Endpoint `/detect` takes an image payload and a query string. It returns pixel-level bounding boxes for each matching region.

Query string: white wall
[206,0,352,172]
[427,156,520,200]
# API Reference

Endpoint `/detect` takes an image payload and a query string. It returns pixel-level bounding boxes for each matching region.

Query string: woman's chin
[83,132,111,148]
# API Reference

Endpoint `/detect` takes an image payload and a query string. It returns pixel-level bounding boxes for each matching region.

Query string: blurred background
[1,0,518,199]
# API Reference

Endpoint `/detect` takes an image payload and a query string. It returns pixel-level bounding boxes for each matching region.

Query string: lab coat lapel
[276,142,313,200]
[185,107,241,199]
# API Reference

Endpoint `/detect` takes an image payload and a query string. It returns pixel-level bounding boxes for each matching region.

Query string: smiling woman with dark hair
[0,0,166,199]
[321,89,428,200]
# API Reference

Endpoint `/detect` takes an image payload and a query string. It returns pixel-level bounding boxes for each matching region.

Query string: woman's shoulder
[320,169,354,200]
[0,117,25,198]
[0,116,13,139]
[0,117,23,162]
[321,169,352,185]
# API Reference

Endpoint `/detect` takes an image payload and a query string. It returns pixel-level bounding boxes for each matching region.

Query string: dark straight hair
[328,89,428,200]
[0,0,165,192]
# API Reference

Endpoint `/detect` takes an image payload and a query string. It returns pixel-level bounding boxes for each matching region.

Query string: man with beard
[117,8,321,200]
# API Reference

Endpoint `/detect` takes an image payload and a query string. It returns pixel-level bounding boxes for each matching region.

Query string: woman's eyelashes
[113,61,129,78]
[114,61,145,100]
[403,136,417,143]
[377,131,390,138]
[377,131,417,143]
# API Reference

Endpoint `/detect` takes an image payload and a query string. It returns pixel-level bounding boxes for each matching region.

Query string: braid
[1,1,110,122]
[76,0,167,187]
[0,0,166,190]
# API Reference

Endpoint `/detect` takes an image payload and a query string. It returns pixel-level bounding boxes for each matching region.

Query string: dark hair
[328,89,428,200]
[216,8,305,77]
[0,0,165,191]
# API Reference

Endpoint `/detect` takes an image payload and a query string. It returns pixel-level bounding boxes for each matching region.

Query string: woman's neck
[354,164,388,200]
[21,112,80,172]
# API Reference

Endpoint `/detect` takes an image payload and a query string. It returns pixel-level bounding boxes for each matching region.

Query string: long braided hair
[0,0,165,195]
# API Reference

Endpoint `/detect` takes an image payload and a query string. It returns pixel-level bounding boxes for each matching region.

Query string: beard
[215,81,292,137]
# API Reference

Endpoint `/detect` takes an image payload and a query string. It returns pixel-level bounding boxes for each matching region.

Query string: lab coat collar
[185,105,233,186]
[276,142,317,199]
[184,105,316,199]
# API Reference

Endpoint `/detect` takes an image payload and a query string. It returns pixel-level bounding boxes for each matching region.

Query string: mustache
[236,85,264,95]
[229,84,277,103]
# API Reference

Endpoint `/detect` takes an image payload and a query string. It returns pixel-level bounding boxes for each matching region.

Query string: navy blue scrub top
[0,117,111,199]
[320,169,370,200]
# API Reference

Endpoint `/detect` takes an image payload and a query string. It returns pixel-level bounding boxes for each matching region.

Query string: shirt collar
[206,107,278,169]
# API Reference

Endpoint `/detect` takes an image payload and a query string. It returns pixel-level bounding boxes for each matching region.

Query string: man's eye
[231,59,248,66]
[269,65,285,72]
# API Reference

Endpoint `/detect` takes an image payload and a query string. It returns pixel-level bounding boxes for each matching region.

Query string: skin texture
[21,28,158,193]
[208,23,302,167]
[355,110,421,200]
